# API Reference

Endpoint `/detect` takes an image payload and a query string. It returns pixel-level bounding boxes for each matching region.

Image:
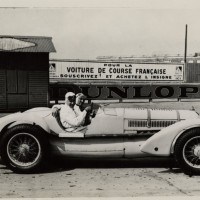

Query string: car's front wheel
[0,124,49,173]
[174,128,200,175]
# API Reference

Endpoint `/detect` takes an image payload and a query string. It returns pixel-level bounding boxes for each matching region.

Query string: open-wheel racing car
[0,105,200,175]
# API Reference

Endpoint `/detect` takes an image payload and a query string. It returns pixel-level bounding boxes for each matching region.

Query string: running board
[58,132,85,138]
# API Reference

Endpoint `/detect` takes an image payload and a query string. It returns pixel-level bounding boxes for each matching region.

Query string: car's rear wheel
[0,124,49,173]
[174,128,200,175]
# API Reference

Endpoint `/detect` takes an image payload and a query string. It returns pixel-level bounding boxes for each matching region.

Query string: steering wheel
[84,103,96,126]
[90,102,94,111]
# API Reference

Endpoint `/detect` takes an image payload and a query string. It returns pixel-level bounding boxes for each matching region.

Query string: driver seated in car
[60,92,91,132]
[52,92,91,132]
[75,93,96,126]
[52,93,89,118]
[58,92,91,132]
[74,93,87,114]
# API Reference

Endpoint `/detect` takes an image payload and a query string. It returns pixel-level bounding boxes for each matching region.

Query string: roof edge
[0,35,53,39]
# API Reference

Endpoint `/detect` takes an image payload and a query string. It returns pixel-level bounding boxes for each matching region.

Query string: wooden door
[6,70,28,110]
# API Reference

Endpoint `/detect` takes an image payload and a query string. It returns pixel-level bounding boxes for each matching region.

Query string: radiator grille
[128,120,177,128]
[128,120,147,127]
[151,120,176,127]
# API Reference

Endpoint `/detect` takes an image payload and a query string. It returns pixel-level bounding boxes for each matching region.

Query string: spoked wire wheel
[0,124,49,173]
[7,133,41,167]
[175,128,200,175]
[182,136,200,169]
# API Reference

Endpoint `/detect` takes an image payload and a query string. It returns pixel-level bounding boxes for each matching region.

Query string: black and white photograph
[1,0,200,198]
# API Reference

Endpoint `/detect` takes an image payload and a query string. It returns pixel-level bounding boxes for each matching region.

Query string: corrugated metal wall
[0,70,6,111]
[29,71,49,108]
[185,63,200,83]
[0,52,49,112]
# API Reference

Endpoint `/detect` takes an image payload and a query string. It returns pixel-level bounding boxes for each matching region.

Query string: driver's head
[65,92,76,107]
[76,93,86,106]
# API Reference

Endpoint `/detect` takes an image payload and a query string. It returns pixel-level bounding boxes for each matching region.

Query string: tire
[0,124,49,173]
[174,128,200,175]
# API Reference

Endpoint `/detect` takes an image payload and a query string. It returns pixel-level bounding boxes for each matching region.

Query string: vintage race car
[0,105,200,175]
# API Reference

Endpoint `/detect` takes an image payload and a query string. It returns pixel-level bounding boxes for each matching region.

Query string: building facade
[0,36,56,112]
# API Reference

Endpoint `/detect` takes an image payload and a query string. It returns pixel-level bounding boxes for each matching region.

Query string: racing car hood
[85,107,199,137]
[123,108,198,120]
[101,107,199,120]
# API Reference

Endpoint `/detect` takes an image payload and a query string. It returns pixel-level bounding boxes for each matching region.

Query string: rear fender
[0,113,22,133]
[8,120,50,133]
[140,118,200,156]
[0,113,50,135]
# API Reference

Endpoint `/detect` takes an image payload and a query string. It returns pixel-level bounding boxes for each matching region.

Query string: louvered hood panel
[124,108,199,132]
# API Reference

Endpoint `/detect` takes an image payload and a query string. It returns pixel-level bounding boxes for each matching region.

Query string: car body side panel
[49,137,124,158]
[85,114,124,136]
[124,136,150,158]
[44,114,64,133]
[140,118,200,156]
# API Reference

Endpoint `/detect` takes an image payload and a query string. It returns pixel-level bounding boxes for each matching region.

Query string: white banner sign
[49,62,184,81]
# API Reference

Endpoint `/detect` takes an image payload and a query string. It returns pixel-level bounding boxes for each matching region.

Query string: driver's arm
[52,104,62,109]
[61,109,87,127]
[52,104,62,117]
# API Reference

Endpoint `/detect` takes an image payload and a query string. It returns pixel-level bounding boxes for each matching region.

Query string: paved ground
[0,101,200,198]
[1,158,200,198]
[1,157,200,198]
